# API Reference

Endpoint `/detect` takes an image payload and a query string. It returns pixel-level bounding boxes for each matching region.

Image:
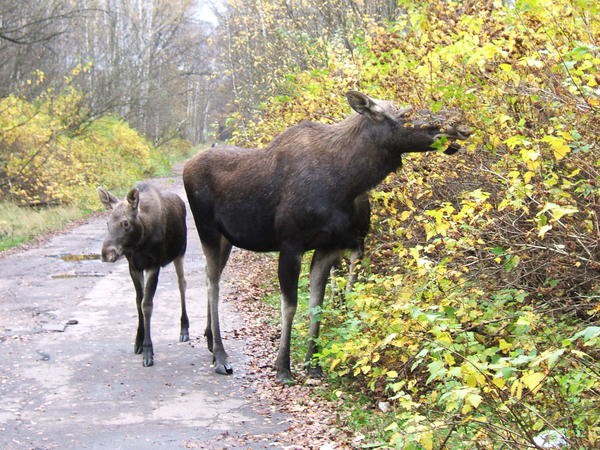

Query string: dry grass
[0,201,83,251]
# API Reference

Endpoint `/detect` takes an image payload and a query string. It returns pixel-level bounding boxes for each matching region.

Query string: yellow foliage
[0,91,159,207]
[226,0,598,446]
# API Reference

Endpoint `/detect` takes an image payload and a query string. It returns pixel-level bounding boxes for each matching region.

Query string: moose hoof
[180,332,190,342]
[214,363,233,375]
[134,344,143,355]
[143,355,154,367]
[142,345,154,367]
[276,369,295,385]
[307,366,324,379]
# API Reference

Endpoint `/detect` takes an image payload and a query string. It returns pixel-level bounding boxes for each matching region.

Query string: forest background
[0,0,598,448]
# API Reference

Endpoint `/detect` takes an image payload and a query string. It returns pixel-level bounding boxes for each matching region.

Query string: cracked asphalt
[0,168,286,449]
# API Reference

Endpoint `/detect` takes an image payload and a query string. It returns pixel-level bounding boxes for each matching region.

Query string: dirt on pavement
[0,168,290,450]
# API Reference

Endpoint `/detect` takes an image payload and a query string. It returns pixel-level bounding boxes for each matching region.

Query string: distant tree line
[0,0,215,144]
[0,0,401,144]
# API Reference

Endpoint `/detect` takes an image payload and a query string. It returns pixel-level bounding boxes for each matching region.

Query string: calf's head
[346,91,473,154]
[97,187,143,263]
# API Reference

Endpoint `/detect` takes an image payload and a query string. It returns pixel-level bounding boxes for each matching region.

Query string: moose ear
[346,91,386,121]
[97,188,119,210]
[127,188,140,210]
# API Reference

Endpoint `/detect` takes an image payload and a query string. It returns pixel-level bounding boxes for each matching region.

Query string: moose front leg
[141,267,159,367]
[129,264,145,355]
[305,248,342,378]
[275,245,302,383]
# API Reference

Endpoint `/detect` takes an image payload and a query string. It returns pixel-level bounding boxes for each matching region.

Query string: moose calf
[98,183,188,367]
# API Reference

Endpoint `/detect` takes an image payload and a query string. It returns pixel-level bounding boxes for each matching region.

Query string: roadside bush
[230,0,598,447]
[0,91,157,208]
[0,64,192,209]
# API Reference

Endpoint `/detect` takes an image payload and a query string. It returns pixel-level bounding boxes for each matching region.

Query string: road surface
[0,168,287,449]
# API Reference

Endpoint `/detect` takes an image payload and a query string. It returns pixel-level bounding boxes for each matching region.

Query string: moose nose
[456,125,473,139]
[101,246,119,263]
[443,142,461,155]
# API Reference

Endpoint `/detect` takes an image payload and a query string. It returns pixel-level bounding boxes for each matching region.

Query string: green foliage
[230,0,599,447]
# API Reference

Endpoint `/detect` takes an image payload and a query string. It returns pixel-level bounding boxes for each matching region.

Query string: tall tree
[209,0,402,131]
[0,0,217,143]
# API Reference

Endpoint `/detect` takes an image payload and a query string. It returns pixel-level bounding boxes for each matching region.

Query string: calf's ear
[97,187,119,210]
[346,90,386,122]
[127,188,140,210]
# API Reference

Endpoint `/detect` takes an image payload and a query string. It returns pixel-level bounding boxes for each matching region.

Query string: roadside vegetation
[0,68,195,251]
[1,0,597,448]
[228,1,599,448]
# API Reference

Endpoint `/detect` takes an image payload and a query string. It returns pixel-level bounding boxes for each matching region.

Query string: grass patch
[0,202,87,251]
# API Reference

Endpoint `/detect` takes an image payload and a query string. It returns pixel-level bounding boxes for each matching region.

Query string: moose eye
[121,219,130,230]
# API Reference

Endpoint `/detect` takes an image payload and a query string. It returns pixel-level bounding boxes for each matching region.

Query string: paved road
[0,169,286,449]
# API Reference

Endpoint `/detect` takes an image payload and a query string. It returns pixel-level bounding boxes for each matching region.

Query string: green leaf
[571,326,600,345]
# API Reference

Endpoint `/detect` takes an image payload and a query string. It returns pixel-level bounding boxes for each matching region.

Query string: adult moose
[183,91,472,382]
[98,183,188,367]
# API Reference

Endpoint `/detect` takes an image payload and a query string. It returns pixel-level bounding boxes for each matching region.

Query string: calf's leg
[129,264,145,355]
[275,245,302,382]
[141,267,159,367]
[173,256,189,342]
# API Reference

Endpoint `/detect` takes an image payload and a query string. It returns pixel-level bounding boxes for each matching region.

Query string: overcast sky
[194,0,219,25]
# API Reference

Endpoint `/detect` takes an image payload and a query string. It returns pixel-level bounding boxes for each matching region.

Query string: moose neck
[325,114,404,199]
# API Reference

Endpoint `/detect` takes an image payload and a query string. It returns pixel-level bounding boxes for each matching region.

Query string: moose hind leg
[141,267,159,367]
[275,245,302,383]
[173,256,189,342]
[306,249,341,378]
[202,234,233,374]
[347,240,365,291]
[129,264,145,355]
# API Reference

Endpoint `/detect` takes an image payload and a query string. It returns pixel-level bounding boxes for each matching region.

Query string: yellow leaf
[523,171,535,183]
[419,430,433,450]
[520,148,540,162]
[538,202,579,221]
[444,352,456,365]
[542,135,571,160]
[462,392,483,414]
[521,371,545,394]
[510,379,524,400]
[330,358,341,371]
[492,377,506,389]
[498,338,512,353]
[437,332,453,345]
[399,210,412,221]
